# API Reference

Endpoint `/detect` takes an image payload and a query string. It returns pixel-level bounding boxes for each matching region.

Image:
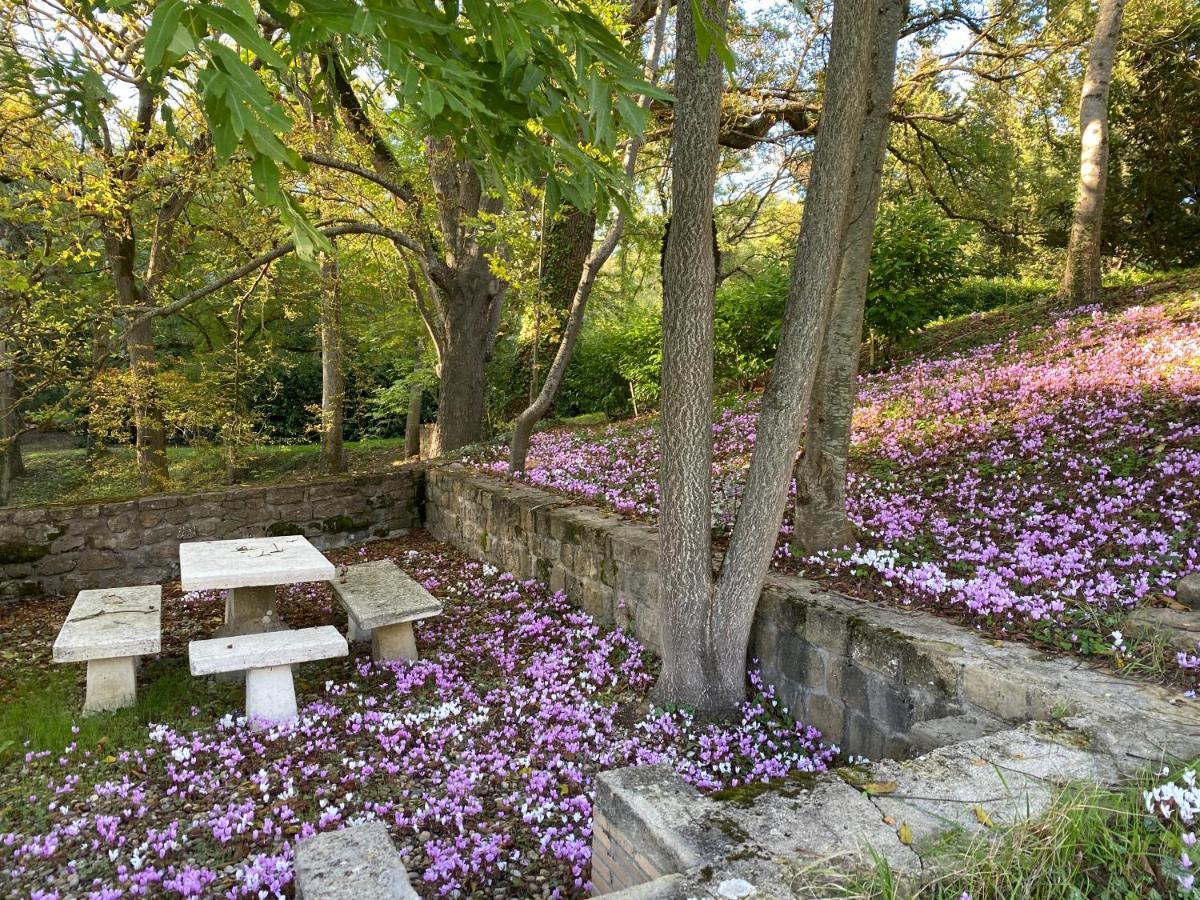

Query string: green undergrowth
[4,436,410,508]
[792,762,1198,900]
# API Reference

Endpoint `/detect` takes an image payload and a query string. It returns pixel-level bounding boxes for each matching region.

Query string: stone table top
[179,535,335,592]
[53,585,162,663]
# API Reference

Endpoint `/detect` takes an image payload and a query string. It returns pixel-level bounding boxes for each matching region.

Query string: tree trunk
[656,0,882,713]
[509,205,596,471]
[1059,0,1127,303]
[126,316,169,490]
[318,249,346,474]
[654,0,730,709]
[429,281,497,456]
[793,0,905,556]
[0,336,21,503]
[508,0,670,474]
[404,380,423,458]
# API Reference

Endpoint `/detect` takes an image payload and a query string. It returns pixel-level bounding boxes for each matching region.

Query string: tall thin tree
[1059,0,1128,303]
[793,0,906,555]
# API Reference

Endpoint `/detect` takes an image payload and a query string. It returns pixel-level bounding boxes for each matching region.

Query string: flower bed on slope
[0,534,833,899]
[475,287,1200,681]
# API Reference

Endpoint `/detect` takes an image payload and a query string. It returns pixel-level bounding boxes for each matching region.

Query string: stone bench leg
[372,622,418,662]
[226,585,276,628]
[245,665,298,728]
[84,656,137,714]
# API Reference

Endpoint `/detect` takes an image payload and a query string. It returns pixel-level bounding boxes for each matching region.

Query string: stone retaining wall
[0,467,423,598]
[425,464,1200,765]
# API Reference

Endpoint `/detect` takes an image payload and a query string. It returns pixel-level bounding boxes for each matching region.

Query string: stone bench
[189,626,347,727]
[294,821,418,899]
[52,585,162,714]
[330,560,443,662]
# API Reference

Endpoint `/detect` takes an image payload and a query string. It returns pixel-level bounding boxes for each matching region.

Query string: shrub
[866,198,974,344]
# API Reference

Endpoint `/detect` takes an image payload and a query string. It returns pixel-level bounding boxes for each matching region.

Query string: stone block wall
[425,464,1200,765]
[0,466,423,598]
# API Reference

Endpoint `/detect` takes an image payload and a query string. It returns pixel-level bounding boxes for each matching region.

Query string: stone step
[906,711,1006,755]
[294,822,417,899]
[189,625,347,676]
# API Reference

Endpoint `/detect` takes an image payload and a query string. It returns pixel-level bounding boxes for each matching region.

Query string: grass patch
[0,660,240,766]
[792,765,1192,899]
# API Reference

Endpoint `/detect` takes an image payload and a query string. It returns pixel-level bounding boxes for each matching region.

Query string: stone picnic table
[179,535,335,635]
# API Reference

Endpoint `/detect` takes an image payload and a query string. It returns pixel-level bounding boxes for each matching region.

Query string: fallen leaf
[860,780,898,796]
[898,822,912,845]
[973,804,994,828]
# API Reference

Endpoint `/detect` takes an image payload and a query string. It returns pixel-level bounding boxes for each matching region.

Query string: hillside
[474,274,1200,685]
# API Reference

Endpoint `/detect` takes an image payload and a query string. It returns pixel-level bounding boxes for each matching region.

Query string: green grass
[788,767,1191,900]
[5,436,410,508]
[0,660,242,766]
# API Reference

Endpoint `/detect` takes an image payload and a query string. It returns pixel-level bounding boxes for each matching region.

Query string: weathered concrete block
[294,822,417,899]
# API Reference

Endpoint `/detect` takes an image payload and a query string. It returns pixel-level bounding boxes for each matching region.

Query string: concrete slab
[189,625,348,676]
[52,585,161,663]
[294,821,417,899]
[331,560,442,630]
[179,535,334,591]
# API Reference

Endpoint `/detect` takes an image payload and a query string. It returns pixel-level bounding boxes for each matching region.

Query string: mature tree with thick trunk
[793,0,906,555]
[1059,0,1128,303]
[404,380,423,458]
[508,0,671,473]
[656,0,880,712]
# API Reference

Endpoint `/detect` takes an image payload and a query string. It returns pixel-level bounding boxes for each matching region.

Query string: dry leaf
[973,804,994,828]
[860,780,898,796]
[898,822,912,845]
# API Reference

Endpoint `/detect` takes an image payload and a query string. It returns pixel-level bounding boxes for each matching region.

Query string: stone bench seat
[52,585,161,714]
[294,821,418,899]
[331,560,443,662]
[189,625,347,727]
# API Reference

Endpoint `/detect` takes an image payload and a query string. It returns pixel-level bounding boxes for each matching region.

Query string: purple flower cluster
[2,550,833,898]
[475,298,1200,674]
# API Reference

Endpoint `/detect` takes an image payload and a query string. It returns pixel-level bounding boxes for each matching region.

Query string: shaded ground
[0,531,832,898]
[3,438,413,509]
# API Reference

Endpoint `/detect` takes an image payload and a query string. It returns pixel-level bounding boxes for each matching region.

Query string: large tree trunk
[656,0,881,712]
[793,0,905,556]
[654,0,730,708]
[429,279,498,456]
[1059,0,1127,303]
[126,316,169,491]
[318,249,347,474]
[404,380,423,458]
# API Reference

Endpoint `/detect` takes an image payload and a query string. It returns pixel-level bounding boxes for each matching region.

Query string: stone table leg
[225,585,277,628]
[245,665,298,727]
[84,656,137,714]
[372,622,418,662]
[347,615,372,643]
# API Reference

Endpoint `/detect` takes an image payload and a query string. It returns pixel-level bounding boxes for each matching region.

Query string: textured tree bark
[655,0,881,712]
[429,280,497,456]
[793,0,905,556]
[318,248,346,475]
[654,0,730,709]
[404,381,423,458]
[1059,0,1127,303]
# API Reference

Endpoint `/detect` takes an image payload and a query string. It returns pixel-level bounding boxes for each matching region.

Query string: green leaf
[144,0,186,69]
